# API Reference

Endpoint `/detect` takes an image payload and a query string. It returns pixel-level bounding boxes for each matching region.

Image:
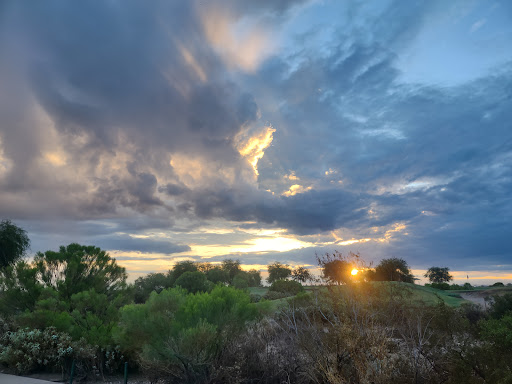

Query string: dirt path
[0,373,57,384]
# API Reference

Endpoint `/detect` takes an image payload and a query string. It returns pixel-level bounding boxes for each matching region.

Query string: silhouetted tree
[316,251,361,285]
[222,259,242,284]
[291,266,315,284]
[424,267,452,284]
[169,260,198,286]
[375,258,414,283]
[267,261,291,284]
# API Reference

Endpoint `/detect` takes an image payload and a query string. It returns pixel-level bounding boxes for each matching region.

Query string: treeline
[1,221,512,383]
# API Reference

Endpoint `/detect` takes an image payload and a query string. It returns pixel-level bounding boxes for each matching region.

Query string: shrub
[269,280,304,296]
[488,293,512,319]
[263,291,289,301]
[0,327,94,375]
[249,293,262,303]
[491,282,505,287]
[430,282,451,290]
[116,286,259,383]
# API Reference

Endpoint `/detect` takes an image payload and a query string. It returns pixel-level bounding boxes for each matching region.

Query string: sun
[351,268,358,276]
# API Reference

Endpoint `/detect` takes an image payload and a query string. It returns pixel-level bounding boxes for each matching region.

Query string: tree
[206,266,228,284]
[267,261,291,284]
[34,243,127,300]
[291,266,314,284]
[0,219,30,269]
[375,258,414,283]
[316,251,361,285]
[232,272,249,290]
[247,269,262,287]
[222,259,242,284]
[169,260,198,286]
[134,272,171,304]
[424,267,452,284]
[175,271,210,294]
[0,244,128,315]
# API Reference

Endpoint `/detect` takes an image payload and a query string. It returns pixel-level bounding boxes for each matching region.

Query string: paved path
[0,373,58,383]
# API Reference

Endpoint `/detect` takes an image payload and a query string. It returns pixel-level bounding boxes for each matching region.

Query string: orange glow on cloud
[200,8,274,72]
[282,184,312,196]
[236,125,276,176]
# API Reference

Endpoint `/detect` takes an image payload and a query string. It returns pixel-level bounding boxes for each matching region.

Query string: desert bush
[429,282,451,290]
[249,293,262,303]
[263,291,289,300]
[269,279,303,295]
[0,327,94,375]
[116,286,259,383]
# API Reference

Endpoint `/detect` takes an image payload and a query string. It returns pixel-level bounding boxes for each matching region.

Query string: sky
[1,0,511,284]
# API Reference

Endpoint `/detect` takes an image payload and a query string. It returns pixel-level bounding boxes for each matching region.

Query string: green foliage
[375,257,415,283]
[246,269,262,287]
[269,279,304,296]
[488,293,512,319]
[424,266,453,283]
[480,314,512,350]
[0,327,94,374]
[0,219,30,269]
[0,261,43,314]
[116,286,259,383]
[267,261,291,284]
[174,271,210,293]
[491,282,505,287]
[206,266,228,284]
[169,261,198,286]
[34,243,127,300]
[291,266,314,283]
[221,259,242,284]
[427,282,451,290]
[134,272,171,304]
[232,271,249,290]
[263,290,289,300]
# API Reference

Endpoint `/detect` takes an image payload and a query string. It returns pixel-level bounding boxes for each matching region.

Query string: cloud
[0,0,511,276]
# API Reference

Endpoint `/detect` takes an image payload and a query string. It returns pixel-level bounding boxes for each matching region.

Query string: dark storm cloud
[94,234,190,254]
[1,0,511,272]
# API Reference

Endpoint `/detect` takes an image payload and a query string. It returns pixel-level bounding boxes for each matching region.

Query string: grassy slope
[249,283,512,308]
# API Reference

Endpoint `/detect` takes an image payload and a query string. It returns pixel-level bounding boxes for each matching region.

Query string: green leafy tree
[375,258,414,283]
[232,272,249,290]
[175,271,210,293]
[247,269,262,287]
[206,266,228,285]
[134,272,171,304]
[267,261,291,284]
[291,266,314,284]
[222,259,242,284]
[0,219,30,269]
[34,243,127,300]
[0,261,42,314]
[424,266,453,284]
[169,260,198,286]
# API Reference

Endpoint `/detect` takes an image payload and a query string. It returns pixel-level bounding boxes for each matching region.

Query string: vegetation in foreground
[0,220,511,383]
